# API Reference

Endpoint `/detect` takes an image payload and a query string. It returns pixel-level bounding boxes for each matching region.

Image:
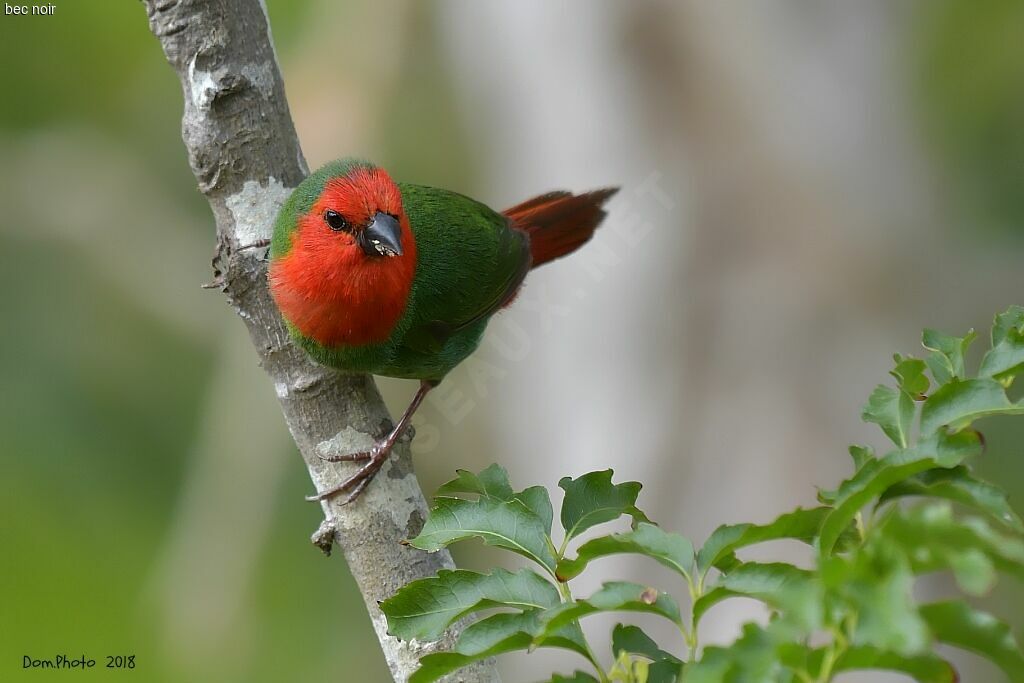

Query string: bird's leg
[306,380,437,505]
[202,239,272,288]
[239,238,271,251]
[317,451,373,462]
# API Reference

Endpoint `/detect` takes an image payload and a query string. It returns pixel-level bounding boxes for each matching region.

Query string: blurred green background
[1,1,1022,682]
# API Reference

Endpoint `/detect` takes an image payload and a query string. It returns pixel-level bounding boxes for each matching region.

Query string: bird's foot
[240,238,272,262]
[306,440,393,505]
[201,240,271,289]
[307,380,435,505]
[318,450,373,463]
[238,237,271,252]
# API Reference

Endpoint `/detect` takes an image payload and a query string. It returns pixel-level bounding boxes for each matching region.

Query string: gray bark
[141,1,498,680]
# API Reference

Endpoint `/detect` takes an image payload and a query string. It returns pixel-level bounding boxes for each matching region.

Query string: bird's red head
[269,163,417,347]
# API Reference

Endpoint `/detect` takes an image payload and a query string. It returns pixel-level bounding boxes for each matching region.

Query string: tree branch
[141,1,498,679]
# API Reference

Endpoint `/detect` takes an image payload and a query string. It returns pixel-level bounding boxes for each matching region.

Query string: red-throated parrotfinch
[269,158,616,504]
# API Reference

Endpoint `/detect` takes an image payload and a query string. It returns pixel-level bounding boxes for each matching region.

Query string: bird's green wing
[397,183,531,355]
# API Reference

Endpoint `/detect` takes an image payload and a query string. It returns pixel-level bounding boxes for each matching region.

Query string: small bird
[269,158,617,504]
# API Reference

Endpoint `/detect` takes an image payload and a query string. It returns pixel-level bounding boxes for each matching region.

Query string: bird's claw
[306,443,392,503]
[338,477,374,506]
[318,449,373,463]
[201,276,225,290]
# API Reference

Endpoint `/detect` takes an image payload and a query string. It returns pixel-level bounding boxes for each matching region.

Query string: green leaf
[548,673,601,683]
[682,623,793,683]
[556,522,694,582]
[928,427,987,466]
[516,485,554,535]
[879,503,1024,592]
[922,328,976,384]
[697,507,834,576]
[833,647,956,682]
[891,355,931,398]
[849,444,876,470]
[435,465,554,534]
[819,457,926,556]
[461,611,591,659]
[610,626,684,683]
[559,470,650,541]
[920,378,1024,435]
[646,661,681,683]
[887,429,984,469]
[412,644,529,683]
[410,610,591,683]
[980,306,1024,385]
[538,582,683,639]
[609,651,651,683]
[845,546,930,655]
[879,465,1024,532]
[920,600,1024,682]
[612,624,682,665]
[816,487,837,506]
[862,384,915,447]
[380,568,559,641]
[818,430,984,555]
[410,497,557,573]
[436,463,514,500]
[992,306,1024,346]
[693,563,819,630]
[820,447,875,504]
[947,548,997,596]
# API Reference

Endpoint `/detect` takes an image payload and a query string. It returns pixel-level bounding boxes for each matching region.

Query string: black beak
[358,212,403,258]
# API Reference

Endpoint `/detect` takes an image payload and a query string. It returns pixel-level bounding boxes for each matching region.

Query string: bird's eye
[324,210,349,232]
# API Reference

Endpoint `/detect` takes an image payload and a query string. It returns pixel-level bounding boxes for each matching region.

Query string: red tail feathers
[503,188,618,269]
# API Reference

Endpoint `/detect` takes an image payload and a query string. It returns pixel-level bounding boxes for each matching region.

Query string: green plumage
[271,159,530,381]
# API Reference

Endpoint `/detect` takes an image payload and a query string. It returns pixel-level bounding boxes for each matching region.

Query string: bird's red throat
[269,168,417,347]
